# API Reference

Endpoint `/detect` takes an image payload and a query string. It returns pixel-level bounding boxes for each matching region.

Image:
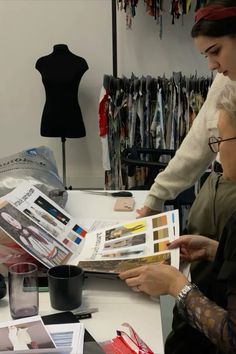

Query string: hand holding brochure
[0,182,180,273]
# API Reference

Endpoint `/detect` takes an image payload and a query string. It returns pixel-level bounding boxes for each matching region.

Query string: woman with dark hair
[138,0,236,218]
[121,2,236,353]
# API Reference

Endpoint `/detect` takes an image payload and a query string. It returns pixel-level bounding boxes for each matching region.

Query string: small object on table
[113,197,135,211]
[83,191,133,197]
[73,307,99,319]
[0,273,6,299]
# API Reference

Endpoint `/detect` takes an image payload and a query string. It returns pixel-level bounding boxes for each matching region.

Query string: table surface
[0,190,164,354]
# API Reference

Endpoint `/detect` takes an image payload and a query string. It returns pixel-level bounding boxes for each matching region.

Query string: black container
[0,273,6,299]
[48,265,84,311]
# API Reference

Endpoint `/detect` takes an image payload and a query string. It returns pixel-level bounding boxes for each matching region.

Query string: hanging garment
[99,73,212,189]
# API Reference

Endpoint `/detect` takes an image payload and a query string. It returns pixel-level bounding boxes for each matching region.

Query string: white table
[0,190,165,354]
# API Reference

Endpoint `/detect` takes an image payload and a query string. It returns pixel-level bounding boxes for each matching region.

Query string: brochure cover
[0,182,180,273]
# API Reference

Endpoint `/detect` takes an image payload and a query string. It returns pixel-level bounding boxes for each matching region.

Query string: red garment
[98,87,109,137]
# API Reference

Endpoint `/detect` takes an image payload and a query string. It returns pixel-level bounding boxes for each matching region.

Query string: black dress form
[36,44,88,138]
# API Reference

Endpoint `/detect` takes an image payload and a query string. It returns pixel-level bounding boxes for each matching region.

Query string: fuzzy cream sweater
[145,73,234,211]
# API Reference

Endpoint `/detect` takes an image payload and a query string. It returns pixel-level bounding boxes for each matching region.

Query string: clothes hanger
[103,74,110,91]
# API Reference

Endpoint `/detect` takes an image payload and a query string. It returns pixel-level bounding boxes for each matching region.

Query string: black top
[170,213,236,354]
[213,210,236,285]
[36,44,89,138]
[165,174,236,354]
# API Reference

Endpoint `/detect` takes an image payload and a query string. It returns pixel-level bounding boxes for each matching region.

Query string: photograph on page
[0,200,72,268]
[0,316,55,352]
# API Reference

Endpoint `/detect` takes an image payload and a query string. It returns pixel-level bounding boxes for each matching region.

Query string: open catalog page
[73,209,180,273]
[0,182,180,273]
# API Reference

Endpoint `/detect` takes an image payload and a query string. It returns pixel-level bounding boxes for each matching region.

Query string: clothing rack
[112,0,118,77]
[108,3,211,190]
[99,73,212,190]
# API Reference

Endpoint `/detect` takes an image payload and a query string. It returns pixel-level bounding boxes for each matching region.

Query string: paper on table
[0,315,84,354]
[78,218,120,232]
[0,315,57,353]
[47,323,85,354]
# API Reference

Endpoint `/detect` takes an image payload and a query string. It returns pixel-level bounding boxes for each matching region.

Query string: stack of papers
[47,323,84,354]
[0,315,84,354]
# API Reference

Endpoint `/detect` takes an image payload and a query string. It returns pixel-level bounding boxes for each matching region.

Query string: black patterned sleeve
[179,212,236,353]
[182,285,236,353]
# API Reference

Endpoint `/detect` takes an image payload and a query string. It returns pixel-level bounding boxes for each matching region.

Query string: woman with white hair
[120,82,236,354]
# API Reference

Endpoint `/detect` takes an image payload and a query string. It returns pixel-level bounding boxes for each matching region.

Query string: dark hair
[191,0,236,38]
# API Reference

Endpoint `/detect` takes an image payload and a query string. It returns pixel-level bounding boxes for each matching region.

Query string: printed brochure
[0,182,180,273]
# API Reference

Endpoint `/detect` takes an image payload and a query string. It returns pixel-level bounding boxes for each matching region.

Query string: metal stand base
[61,137,72,190]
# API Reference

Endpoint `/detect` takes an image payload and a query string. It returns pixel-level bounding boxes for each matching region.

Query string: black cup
[0,273,6,300]
[48,265,84,311]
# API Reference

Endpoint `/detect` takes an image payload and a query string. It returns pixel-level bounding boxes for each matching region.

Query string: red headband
[195,5,236,23]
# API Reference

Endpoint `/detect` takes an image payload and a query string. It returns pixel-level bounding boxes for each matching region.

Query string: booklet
[47,323,84,354]
[0,315,56,353]
[0,182,180,273]
[0,315,84,354]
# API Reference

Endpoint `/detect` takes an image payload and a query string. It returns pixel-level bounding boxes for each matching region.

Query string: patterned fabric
[183,286,236,353]
[102,74,211,190]
[179,211,236,353]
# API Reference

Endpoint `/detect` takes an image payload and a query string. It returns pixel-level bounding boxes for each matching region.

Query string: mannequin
[35,44,89,138]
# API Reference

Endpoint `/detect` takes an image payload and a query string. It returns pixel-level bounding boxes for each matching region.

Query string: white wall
[117,1,210,77]
[0,0,210,189]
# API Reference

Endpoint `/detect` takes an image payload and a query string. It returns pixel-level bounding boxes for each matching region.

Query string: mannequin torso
[36,44,88,138]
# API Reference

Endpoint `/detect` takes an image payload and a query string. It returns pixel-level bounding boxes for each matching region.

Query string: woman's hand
[136,206,159,218]
[168,235,219,262]
[119,264,188,297]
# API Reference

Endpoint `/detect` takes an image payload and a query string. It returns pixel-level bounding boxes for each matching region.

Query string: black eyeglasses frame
[208,136,236,153]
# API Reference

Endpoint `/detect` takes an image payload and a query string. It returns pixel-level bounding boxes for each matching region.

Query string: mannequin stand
[61,137,72,190]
